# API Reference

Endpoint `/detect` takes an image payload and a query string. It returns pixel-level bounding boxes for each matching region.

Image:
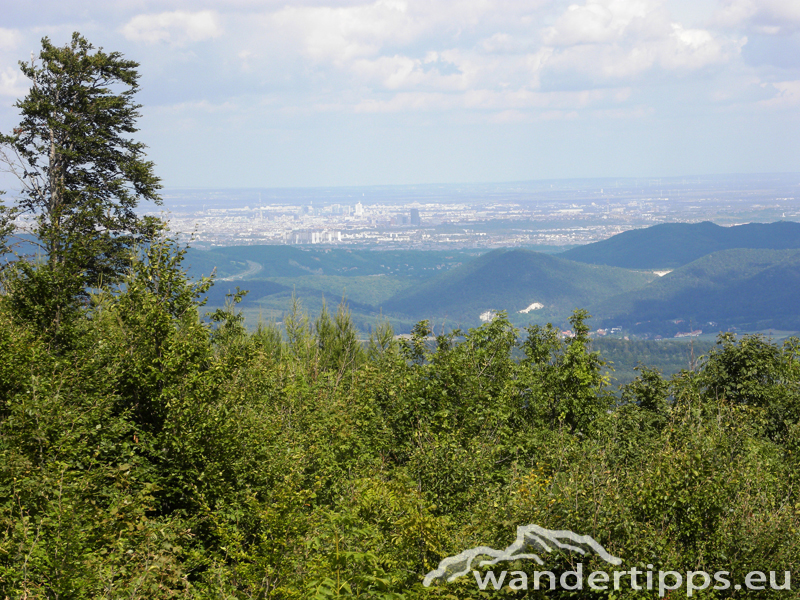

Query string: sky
[1,0,799,188]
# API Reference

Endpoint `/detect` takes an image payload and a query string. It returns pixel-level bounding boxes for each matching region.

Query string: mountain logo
[422,524,622,587]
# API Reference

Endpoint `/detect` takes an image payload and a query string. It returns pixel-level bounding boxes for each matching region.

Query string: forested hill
[591,248,800,332]
[382,247,655,323]
[184,245,479,280]
[561,220,800,269]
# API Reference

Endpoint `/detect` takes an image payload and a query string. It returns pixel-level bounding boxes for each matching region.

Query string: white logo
[422,524,622,587]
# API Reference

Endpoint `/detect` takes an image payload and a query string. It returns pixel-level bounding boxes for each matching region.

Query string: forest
[1,33,799,599]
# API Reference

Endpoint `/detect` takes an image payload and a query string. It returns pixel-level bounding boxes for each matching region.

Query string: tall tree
[0,32,163,292]
[0,192,14,257]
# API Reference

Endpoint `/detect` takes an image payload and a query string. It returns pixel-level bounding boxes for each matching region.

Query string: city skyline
[149,173,800,248]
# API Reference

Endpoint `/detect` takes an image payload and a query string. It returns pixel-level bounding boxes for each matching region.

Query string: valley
[189,220,800,390]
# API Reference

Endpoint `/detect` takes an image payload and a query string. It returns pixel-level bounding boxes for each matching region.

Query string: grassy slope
[382,248,656,327]
[591,248,800,331]
[562,220,800,269]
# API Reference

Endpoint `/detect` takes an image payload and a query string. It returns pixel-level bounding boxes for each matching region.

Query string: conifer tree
[0,32,162,293]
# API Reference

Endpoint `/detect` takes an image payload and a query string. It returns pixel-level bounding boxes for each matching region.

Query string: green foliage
[520,310,612,433]
[0,193,16,257]
[691,333,800,441]
[0,32,163,335]
[1,259,85,347]
[366,319,397,362]
[620,366,670,413]
[2,240,799,598]
[314,299,363,375]
[0,304,189,598]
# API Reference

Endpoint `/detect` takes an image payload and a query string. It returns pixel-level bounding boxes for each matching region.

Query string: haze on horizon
[1,0,798,189]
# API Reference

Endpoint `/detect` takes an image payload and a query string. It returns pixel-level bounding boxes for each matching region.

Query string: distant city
[154,174,800,250]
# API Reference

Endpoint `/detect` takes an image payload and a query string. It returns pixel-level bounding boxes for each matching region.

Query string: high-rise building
[410,208,421,226]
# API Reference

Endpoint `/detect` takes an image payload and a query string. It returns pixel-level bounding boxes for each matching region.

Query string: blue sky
[1,0,799,187]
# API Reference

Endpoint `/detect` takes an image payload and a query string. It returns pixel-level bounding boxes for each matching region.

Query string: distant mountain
[382,248,655,325]
[561,221,800,269]
[187,225,800,334]
[184,246,479,280]
[591,248,800,332]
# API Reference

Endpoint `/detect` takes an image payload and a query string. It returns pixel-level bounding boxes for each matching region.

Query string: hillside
[185,245,480,280]
[382,248,656,326]
[591,248,800,333]
[203,279,291,306]
[561,220,800,269]
[188,246,485,331]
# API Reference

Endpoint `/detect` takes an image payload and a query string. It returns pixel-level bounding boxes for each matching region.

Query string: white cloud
[2,0,800,188]
[0,28,22,51]
[539,0,742,79]
[760,80,800,107]
[662,23,740,69]
[275,0,742,108]
[0,66,27,97]
[263,0,540,64]
[544,0,657,47]
[10,0,754,124]
[714,0,800,34]
[352,85,630,113]
[481,33,527,54]
[192,0,746,123]
[121,10,222,45]
[349,50,480,91]
[270,1,423,63]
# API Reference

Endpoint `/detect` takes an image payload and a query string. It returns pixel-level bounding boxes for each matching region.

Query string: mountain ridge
[382,248,656,325]
[590,248,800,333]
[561,221,800,269]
